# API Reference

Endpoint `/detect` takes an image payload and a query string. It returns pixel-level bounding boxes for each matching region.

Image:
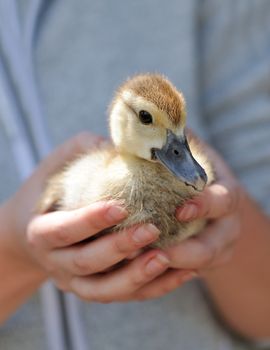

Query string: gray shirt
[1,1,270,349]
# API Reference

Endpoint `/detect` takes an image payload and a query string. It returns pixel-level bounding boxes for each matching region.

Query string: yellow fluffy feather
[38,74,214,248]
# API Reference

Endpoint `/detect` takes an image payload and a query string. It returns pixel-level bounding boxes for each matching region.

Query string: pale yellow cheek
[110,103,129,147]
[136,137,164,159]
[119,126,165,160]
[110,98,176,160]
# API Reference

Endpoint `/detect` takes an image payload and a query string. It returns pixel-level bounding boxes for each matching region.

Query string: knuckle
[130,271,147,288]
[113,233,131,255]
[54,224,72,245]
[84,211,106,233]
[72,254,92,275]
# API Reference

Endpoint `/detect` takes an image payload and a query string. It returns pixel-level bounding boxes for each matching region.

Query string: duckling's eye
[139,110,153,125]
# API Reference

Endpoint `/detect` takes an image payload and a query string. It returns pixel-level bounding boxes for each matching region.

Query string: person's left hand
[164,136,244,276]
[122,137,246,302]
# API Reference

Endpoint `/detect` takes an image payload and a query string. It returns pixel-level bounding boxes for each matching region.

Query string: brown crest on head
[118,74,186,126]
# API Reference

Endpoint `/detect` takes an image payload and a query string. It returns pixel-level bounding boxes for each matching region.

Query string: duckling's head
[109,74,207,191]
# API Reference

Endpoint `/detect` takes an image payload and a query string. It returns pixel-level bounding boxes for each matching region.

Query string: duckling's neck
[117,149,173,179]
[117,148,150,164]
[116,149,196,200]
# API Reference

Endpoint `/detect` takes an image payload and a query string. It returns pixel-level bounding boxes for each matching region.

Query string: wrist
[0,199,47,281]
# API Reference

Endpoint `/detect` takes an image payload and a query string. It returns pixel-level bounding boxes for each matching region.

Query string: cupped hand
[165,134,245,275]
[27,200,174,302]
[28,201,195,302]
[8,132,190,303]
[9,131,242,304]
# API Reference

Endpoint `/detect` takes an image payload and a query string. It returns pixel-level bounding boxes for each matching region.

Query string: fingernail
[107,206,128,221]
[177,204,198,221]
[181,271,198,283]
[132,224,160,244]
[145,254,170,275]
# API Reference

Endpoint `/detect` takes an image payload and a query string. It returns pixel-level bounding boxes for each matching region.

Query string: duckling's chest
[107,159,201,247]
[98,157,203,247]
[111,159,193,210]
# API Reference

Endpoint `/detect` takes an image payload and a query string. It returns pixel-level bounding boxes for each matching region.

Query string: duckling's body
[38,74,214,248]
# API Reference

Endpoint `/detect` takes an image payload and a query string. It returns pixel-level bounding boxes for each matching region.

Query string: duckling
[38,74,215,248]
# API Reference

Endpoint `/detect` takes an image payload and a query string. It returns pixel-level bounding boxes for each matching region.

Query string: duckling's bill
[151,130,207,191]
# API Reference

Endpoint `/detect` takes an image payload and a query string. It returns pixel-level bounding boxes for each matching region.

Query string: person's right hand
[27,201,174,302]
[7,132,190,303]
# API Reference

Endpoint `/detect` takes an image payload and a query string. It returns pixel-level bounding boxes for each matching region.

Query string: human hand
[7,131,242,304]
[163,133,270,339]
[82,133,247,302]
[7,132,185,303]
[27,200,175,302]
[28,200,198,302]
[7,132,103,261]
[165,134,245,275]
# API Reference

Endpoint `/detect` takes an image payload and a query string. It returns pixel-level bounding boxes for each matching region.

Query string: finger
[27,201,128,249]
[70,250,170,302]
[179,129,244,221]
[194,216,240,269]
[176,182,242,221]
[126,249,143,260]
[131,269,198,301]
[49,224,160,276]
[202,243,236,270]
[166,215,240,270]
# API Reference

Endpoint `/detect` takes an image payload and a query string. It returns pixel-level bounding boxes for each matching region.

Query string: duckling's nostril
[151,148,157,160]
[199,169,208,184]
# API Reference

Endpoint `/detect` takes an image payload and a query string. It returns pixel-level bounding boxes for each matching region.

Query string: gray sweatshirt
[0,1,270,349]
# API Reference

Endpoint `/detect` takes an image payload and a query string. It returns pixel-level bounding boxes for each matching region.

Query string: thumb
[176,182,242,221]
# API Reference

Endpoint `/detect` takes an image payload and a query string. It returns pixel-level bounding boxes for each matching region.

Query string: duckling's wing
[38,144,125,213]
[37,144,117,213]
